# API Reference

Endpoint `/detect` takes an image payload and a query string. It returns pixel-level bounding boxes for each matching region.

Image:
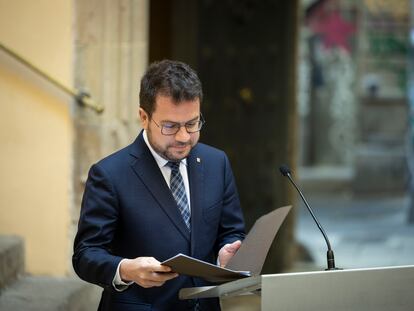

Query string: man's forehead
[154,94,200,104]
[153,95,200,113]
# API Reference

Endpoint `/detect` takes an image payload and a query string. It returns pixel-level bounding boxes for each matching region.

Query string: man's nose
[175,126,191,142]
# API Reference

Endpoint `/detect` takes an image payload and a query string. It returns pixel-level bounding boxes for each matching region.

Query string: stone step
[0,276,100,311]
[0,235,24,290]
[353,145,408,194]
[298,166,353,194]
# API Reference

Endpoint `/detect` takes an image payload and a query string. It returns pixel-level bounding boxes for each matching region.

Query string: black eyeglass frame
[150,114,206,136]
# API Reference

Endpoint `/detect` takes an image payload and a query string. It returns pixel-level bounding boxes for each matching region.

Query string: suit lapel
[129,133,191,242]
[187,148,204,256]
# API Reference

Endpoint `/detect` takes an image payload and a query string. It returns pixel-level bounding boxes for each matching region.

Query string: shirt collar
[143,130,187,168]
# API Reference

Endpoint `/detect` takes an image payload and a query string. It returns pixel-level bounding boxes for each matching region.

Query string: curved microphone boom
[279,164,338,270]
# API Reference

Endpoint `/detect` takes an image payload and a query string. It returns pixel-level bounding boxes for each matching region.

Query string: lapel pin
[196,157,201,163]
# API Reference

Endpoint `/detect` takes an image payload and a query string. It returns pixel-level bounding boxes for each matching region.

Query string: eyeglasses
[151,114,205,136]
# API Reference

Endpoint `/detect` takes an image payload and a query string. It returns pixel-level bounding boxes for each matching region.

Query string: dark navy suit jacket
[72,132,245,311]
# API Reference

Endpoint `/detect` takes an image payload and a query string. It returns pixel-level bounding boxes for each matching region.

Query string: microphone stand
[280,165,339,270]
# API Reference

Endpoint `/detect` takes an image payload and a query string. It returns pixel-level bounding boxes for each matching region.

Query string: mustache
[169,141,191,147]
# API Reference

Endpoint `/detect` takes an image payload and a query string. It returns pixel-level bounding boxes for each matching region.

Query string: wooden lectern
[179,265,414,311]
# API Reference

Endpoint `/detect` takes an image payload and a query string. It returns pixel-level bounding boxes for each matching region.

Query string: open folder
[161,205,291,283]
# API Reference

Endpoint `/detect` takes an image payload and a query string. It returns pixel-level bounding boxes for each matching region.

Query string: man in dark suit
[73,60,245,311]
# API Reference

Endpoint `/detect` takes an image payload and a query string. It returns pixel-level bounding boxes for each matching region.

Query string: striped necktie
[167,161,191,230]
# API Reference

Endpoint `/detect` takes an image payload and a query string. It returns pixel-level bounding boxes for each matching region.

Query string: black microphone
[279,164,338,270]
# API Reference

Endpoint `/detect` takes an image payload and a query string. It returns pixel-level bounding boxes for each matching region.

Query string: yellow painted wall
[0,0,73,275]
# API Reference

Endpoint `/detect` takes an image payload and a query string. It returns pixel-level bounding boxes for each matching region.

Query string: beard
[147,127,198,162]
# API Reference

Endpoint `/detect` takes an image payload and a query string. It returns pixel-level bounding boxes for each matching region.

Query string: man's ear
[139,108,149,130]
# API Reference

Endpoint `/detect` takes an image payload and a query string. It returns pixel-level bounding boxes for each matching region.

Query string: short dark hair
[139,60,203,117]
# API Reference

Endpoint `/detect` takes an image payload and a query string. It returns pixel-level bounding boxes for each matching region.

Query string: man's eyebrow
[161,116,200,123]
[185,116,200,122]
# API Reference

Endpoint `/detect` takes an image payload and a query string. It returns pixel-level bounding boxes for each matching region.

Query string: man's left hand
[218,240,242,267]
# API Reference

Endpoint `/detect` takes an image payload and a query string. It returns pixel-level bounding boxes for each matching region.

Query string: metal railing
[0,42,104,113]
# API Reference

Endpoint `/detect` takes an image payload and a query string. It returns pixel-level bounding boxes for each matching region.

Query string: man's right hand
[119,257,178,288]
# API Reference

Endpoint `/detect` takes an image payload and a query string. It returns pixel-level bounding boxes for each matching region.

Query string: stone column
[408,0,414,223]
[353,0,410,195]
[70,0,149,267]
